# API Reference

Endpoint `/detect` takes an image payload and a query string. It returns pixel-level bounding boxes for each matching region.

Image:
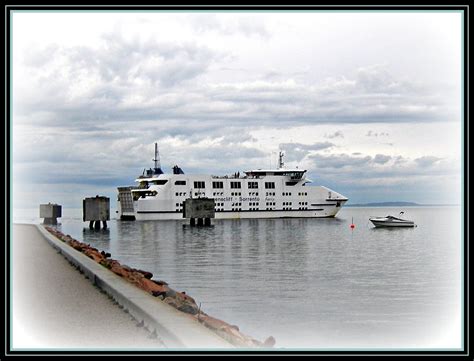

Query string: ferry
[117,143,348,220]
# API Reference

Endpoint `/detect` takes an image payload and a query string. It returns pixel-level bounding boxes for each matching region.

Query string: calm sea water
[13,206,462,349]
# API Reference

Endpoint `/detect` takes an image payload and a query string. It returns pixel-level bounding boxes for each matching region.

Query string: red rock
[85,250,104,263]
[110,264,131,278]
[176,291,196,304]
[138,277,167,294]
[135,269,153,279]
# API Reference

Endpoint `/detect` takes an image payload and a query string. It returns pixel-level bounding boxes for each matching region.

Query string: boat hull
[135,206,344,221]
[370,219,415,227]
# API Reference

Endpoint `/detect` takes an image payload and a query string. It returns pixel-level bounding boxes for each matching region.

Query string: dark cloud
[15,33,219,123]
[15,35,457,146]
[373,154,392,164]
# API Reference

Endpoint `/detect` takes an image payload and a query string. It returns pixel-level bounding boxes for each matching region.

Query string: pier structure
[183,198,215,227]
[39,203,62,225]
[83,196,110,230]
[13,224,235,348]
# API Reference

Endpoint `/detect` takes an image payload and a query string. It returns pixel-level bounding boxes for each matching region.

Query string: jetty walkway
[11,224,232,350]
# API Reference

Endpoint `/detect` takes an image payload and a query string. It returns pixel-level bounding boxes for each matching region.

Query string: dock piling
[83,196,110,230]
[40,203,62,225]
[183,198,215,227]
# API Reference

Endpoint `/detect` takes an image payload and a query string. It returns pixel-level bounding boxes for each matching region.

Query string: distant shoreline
[345,202,460,207]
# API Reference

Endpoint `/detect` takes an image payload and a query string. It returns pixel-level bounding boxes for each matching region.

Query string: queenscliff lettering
[215,197,233,202]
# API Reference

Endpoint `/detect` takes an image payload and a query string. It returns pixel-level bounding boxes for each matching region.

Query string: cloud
[278,142,335,162]
[279,142,335,152]
[301,150,460,204]
[14,32,220,123]
[356,64,406,93]
[309,153,372,170]
[414,156,442,168]
[324,130,344,139]
[187,14,270,38]
[373,154,392,164]
[15,35,457,142]
[11,13,462,207]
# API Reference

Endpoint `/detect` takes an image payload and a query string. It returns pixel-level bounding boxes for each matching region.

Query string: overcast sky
[11,10,463,208]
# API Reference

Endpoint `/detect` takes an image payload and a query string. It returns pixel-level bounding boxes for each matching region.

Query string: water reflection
[55,207,461,348]
[81,228,111,249]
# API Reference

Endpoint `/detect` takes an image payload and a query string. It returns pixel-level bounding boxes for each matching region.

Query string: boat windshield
[386,215,405,221]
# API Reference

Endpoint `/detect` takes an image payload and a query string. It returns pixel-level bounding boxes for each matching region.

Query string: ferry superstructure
[117,144,348,221]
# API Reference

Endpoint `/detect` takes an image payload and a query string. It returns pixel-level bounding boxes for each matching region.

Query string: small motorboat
[369,212,416,228]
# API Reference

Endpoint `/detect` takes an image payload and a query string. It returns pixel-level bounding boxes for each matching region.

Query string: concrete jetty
[11,224,233,349]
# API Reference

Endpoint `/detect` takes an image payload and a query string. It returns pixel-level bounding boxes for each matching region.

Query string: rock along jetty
[44,227,276,348]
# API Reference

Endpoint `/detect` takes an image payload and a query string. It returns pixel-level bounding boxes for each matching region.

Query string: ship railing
[211,175,250,179]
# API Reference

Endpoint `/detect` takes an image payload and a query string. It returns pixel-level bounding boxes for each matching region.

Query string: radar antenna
[152,143,161,169]
[278,150,284,169]
[152,142,163,175]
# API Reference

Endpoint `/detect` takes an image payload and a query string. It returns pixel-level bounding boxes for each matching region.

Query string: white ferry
[117,143,348,220]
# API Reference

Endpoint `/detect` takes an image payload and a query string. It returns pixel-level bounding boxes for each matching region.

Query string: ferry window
[265,182,275,189]
[151,180,168,185]
[175,180,186,186]
[194,181,205,189]
[230,181,241,189]
[248,181,258,189]
[212,181,224,189]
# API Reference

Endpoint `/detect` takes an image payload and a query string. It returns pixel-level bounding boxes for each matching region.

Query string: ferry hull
[134,205,345,221]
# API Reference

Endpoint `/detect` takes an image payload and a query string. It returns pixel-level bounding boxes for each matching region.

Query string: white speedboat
[369,212,415,227]
[117,143,348,221]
